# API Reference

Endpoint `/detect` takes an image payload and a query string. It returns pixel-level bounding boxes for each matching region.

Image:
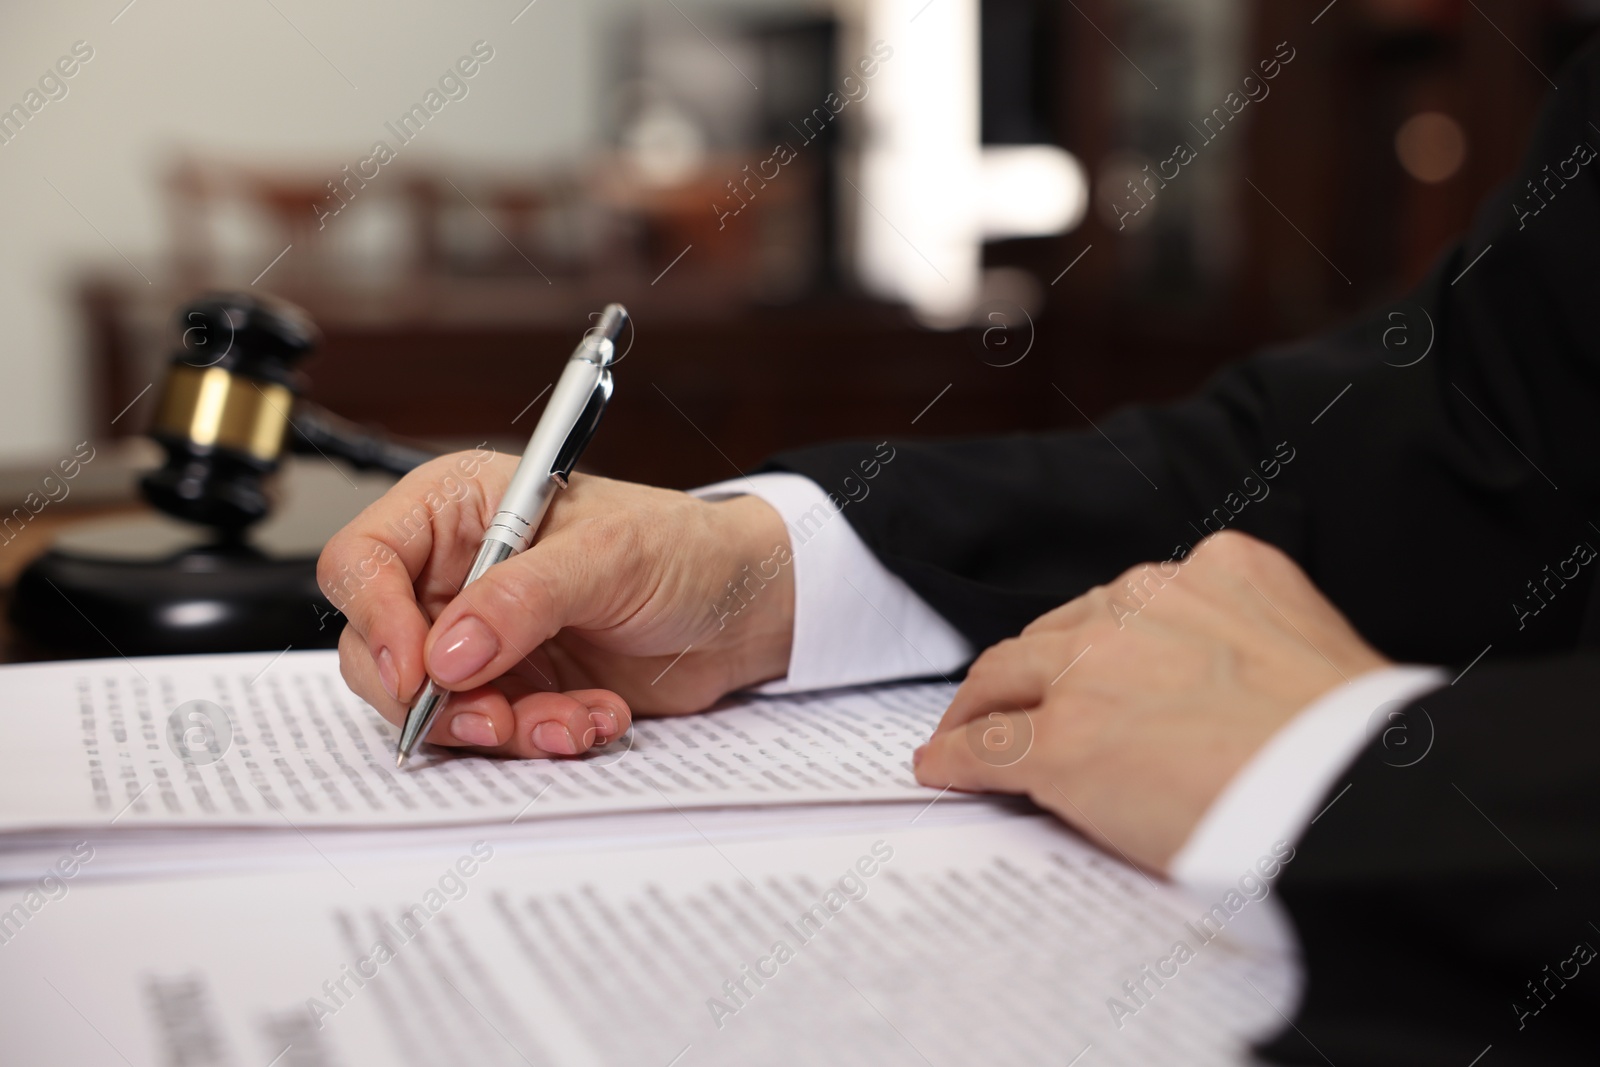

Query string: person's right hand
[318,450,796,760]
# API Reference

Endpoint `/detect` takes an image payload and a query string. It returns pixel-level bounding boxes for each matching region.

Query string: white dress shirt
[696,473,1448,888]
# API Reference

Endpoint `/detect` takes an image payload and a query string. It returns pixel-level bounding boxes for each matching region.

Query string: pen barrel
[463,538,517,586]
[396,680,448,761]
[398,306,622,767]
[489,356,601,551]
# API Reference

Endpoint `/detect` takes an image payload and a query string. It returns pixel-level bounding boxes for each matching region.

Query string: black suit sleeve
[764,29,1600,1066]
[767,37,1600,667]
[1258,655,1600,1065]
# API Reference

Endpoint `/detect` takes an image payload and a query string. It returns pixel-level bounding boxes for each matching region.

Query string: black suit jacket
[769,36,1600,1065]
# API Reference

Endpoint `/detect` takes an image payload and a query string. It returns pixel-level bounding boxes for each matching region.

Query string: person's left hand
[913,530,1391,873]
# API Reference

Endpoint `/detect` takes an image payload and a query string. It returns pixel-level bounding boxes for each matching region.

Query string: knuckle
[1018,613,1051,636]
[315,541,352,601]
[407,453,455,478]
[1112,561,1165,593]
[1197,528,1288,580]
[1246,535,1293,572]
[1114,561,1148,586]
[318,536,400,623]
[1197,528,1254,564]
[965,640,1013,682]
[315,544,339,590]
[1022,599,1083,635]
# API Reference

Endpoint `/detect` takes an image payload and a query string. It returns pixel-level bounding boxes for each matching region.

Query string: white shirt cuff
[1169,663,1448,887]
[695,474,1441,897]
[693,473,974,693]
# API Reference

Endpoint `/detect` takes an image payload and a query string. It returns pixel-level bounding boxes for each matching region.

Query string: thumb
[913,709,1039,796]
[421,528,637,691]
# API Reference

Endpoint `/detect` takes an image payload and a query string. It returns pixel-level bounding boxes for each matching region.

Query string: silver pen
[395,304,626,768]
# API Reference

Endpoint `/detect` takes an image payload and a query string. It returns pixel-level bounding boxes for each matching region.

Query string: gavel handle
[287,402,437,477]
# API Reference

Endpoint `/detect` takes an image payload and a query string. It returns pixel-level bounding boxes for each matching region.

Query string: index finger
[318,449,499,702]
[933,633,1058,739]
[915,709,1039,796]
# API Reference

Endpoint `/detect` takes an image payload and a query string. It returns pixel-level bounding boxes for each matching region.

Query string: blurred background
[3,0,1599,617]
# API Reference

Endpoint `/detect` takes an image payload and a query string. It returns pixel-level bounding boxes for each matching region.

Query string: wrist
[703,493,796,691]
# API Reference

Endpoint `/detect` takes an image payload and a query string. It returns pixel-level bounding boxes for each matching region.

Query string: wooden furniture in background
[79,2,1599,487]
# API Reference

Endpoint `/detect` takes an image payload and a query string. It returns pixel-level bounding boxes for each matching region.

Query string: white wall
[0,0,802,459]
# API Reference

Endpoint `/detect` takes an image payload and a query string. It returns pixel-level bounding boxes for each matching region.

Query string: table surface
[0,503,141,663]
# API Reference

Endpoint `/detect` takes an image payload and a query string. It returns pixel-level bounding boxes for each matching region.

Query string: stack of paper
[0,651,973,877]
[0,651,1299,1065]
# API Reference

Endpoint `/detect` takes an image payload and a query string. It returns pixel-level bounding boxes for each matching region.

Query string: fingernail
[376,646,399,702]
[534,720,578,755]
[912,744,926,768]
[449,712,498,747]
[430,617,499,684]
[589,708,619,737]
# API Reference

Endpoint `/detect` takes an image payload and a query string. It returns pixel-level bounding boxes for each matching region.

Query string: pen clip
[549,370,613,484]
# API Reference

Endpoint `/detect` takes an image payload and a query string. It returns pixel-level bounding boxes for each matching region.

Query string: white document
[0,816,1299,1067]
[0,650,961,832]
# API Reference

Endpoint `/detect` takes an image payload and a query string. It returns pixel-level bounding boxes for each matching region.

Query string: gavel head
[140,293,319,532]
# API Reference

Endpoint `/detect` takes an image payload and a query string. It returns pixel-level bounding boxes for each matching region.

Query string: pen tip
[395,751,408,769]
